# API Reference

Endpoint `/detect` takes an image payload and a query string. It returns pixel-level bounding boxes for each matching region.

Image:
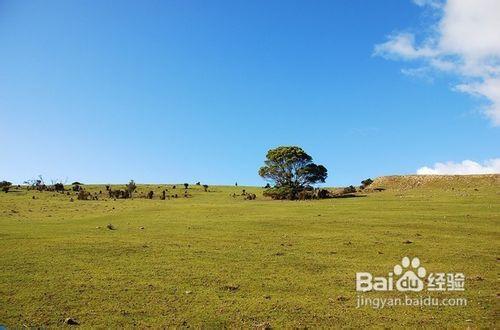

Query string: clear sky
[1,0,499,186]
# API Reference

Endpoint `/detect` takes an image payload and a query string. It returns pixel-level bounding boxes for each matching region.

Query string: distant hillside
[370,174,500,190]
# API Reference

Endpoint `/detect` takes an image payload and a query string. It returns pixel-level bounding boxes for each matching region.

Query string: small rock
[223,284,240,292]
[254,322,271,330]
[106,224,116,230]
[139,226,144,230]
[403,240,413,244]
[185,290,192,294]
[64,317,79,325]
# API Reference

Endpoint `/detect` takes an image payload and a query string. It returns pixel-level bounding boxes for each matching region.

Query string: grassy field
[0,177,499,328]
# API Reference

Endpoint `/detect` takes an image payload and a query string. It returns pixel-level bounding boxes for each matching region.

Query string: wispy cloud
[374,0,500,126]
[412,0,441,8]
[417,158,500,175]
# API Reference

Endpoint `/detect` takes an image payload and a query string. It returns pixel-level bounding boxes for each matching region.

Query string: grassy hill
[0,178,498,327]
[370,174,500,190]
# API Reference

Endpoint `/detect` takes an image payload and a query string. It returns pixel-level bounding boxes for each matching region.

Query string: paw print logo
[394,257,426,292]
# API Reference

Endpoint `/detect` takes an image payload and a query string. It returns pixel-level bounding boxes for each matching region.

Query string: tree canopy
[259,146,327,199]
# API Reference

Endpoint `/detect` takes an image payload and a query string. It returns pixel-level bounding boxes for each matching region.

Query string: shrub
[342,185,357,194]
[1,181,12,193]
[263,186,297,200]
[245,193,256,200]
[109,189,130,199]
[54,183,64,192]
[77,190,91,200]
[360,178,374,189]
[126,180,137,197]
[0,181,12,188]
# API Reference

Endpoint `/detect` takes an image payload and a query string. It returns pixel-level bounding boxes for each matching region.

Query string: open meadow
[0,176,499,328]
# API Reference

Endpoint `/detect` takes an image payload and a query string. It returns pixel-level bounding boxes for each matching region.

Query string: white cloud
[374,33,437,60]
[456,77,500,125]
[412,0,441,8]
[417,158,500,175]
[374,0,500,126]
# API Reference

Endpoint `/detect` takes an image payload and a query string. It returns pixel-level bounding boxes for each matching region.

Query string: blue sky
[1,0,499,186]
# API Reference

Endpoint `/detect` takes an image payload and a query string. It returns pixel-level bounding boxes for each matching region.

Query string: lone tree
[259,146,327,199]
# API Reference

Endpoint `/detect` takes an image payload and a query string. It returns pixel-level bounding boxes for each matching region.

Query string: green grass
[0,182,498,327]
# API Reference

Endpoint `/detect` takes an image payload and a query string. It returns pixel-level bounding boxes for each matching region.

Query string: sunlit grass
[0,182,498,327]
